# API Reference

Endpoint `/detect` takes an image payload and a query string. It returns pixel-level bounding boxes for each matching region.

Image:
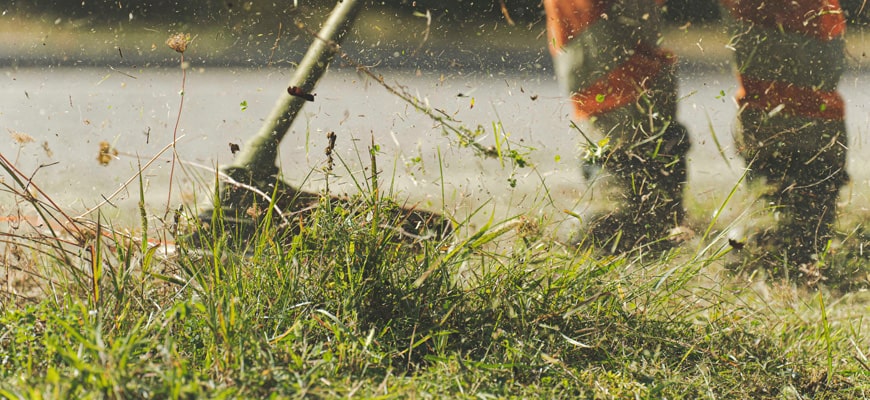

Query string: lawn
[2,139,869,398]
[2,10,870,399]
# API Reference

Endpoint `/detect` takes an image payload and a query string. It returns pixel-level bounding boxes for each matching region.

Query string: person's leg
[722,0,848,276]
[544,0,690,253]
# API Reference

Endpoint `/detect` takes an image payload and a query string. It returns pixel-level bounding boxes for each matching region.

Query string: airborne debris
[42,141,53,157]
[325,131,336,173]
[728,238,746,251]
[97,141,119,166]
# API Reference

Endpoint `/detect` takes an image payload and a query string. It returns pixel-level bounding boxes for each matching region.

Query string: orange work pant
[543,0,846,122]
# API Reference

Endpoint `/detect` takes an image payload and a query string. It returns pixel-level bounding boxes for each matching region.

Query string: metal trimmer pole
[226,0,363,181]
[185,0,452,249]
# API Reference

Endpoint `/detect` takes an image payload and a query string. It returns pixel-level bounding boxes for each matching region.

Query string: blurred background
[0,0,866,68]
[0,1,868,229]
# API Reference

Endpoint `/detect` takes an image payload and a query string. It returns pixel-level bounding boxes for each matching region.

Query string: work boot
[733,109,848,284]
[578,120,691,254]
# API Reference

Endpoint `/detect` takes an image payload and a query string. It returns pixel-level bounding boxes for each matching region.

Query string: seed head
[9,129,34,145]
[166,32,191,53]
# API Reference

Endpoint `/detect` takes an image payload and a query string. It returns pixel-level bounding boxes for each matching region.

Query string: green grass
[1,7,869,397]
[1,17,869,395]
[2,145,869,399]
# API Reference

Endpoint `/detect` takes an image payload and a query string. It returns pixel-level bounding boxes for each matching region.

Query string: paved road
[1,67,868,230]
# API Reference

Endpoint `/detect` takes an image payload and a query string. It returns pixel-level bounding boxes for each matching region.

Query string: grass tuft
[2,138,869,399]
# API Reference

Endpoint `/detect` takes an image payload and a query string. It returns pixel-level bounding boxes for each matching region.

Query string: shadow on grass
[0,145,867,398]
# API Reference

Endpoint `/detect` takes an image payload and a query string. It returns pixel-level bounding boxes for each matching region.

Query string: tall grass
[1,138,868,398]
[1,24,868,397]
